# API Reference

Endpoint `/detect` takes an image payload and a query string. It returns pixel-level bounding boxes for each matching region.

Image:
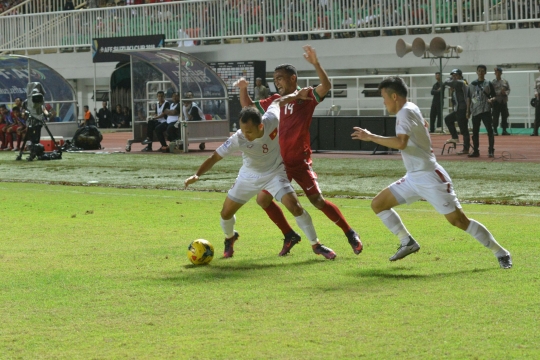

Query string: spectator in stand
[95,101,112,128]
[87,0,98,8]
[63,0,75,11]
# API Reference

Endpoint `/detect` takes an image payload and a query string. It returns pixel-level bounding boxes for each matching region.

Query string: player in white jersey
[184,89,336,260]
[351,76,512,269]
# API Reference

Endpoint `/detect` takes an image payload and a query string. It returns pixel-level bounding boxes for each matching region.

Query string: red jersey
[255,88,322,166]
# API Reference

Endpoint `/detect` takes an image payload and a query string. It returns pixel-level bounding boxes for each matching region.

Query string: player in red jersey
[235,45,362,258]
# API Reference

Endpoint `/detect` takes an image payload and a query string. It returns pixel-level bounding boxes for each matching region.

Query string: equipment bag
[72,125,103,150]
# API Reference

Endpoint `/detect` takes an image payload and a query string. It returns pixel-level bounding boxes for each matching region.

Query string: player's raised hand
[302,45,319,65]
[184,175,199,188]
[233,77,249,89]
[351,127,373,141]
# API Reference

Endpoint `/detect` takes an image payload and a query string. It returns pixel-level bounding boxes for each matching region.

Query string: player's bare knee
[256,192,273,208]
[371,197,384,213]
[308,194,325,209]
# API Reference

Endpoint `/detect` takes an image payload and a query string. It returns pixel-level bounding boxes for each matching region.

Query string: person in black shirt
[95,101,112,128]
[429,72,444,133]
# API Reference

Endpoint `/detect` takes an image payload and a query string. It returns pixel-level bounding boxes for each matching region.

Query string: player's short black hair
[12,106,20,112]
[172,92,179,96]
[157,91,164,95]
[378,76,408,98]
[0,104,6,109]
[239,106,262,126]
[435,71,441,75]
[477,64,487,72]
[83,105,89,110]
[274,64,297,77]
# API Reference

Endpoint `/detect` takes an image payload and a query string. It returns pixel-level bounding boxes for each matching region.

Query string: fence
[1,0,539,52]
[294,71,538,129]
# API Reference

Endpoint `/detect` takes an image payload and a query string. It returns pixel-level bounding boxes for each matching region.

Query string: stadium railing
[293,71,538,130]
[0,0,539,53]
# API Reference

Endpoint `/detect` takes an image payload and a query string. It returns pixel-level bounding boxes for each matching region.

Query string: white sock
[466,219,508,258]
[220,216,236,239]
[377,209,412,246]
[294,209,319,245]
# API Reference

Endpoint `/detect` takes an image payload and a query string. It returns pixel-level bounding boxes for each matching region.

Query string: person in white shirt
[155,92,180,153]
[142,90,169,152]
[351,76,512,269]
[184,89,336,260]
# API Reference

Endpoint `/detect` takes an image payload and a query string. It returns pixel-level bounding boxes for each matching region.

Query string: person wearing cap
[429,72,444,133]
[532,65,540,136]
[467,65,496,158]
[442,69,470,155]
[253,77,269,101]
[490,67,510,136]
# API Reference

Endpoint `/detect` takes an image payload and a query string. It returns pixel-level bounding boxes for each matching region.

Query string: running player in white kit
[351,76,512,269]
[185,89,336,260]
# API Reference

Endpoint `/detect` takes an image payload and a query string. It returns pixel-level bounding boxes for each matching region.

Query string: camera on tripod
[16,82,62,161]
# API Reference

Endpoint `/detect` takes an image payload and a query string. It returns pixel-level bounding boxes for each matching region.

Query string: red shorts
[285,159,321,197]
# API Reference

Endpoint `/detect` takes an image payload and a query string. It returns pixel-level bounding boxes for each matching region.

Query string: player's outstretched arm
[302,45,331,99]
[351,127,409,150]
[184,151,223,188]
[233,77,254,108]
[273,87,312,107]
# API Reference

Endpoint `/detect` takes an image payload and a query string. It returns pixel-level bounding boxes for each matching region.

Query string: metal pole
[178,53,188,153]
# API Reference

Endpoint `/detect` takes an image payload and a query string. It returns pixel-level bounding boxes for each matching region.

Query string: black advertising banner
[92,35,165,63]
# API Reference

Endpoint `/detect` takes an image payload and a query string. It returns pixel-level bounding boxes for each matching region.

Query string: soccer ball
[187,239,214,265]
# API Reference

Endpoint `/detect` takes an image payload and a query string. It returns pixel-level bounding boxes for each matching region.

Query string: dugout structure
[0,55,78,138]
[117,49,230,153]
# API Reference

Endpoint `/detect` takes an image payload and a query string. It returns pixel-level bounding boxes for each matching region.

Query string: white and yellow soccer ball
[187,239,214,265]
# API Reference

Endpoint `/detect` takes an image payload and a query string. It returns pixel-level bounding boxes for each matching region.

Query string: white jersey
[216,104,282,178]
[156,100,169,123]
[396,102,438,173]
[166,102,180,123]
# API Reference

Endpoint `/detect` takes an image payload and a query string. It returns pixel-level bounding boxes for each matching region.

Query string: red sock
[320,200,351,233]
[263,201,293,235]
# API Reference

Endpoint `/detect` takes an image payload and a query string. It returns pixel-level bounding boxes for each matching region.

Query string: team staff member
[467,65,496,158]
[532,66,540,136]
[185,90,336,260]
[490,67,510,136]
[155,92,180,153]
[351,76,512,269]
[142,91,169,152]
[442,69,470,155]
[235,45,362,257]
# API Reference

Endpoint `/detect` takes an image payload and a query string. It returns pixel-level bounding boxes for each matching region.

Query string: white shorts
[388,165,461,215]
[227,167,295,204]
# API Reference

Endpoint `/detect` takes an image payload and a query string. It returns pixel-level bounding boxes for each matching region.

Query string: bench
[125,119,230,153]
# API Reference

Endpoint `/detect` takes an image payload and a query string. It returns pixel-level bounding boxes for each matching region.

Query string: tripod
[15,113,62,161]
